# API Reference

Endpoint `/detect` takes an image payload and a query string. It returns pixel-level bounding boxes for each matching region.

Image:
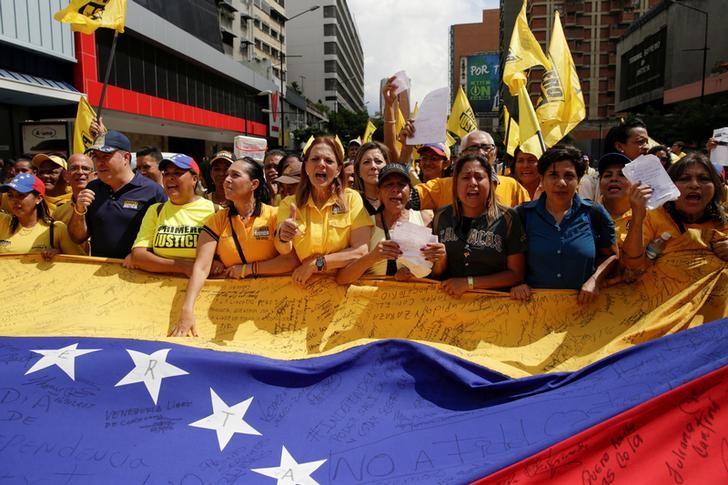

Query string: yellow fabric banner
[517,84,544,157]
[73,95,97,155]
[54,0,126,34]
[536,11,586,148]
[2,252,725,378]
[502,0,550,95]
[446,85,478,142]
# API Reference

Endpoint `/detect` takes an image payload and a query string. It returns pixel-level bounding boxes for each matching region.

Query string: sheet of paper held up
[390,221,438,278]
[406,87,449,146]
[622,154,680,209]
[391,70,411,96]
[710,127,728,166]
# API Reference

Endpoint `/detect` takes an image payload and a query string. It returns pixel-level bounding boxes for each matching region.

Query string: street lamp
[278,5,320,148]
[668,0,708,103]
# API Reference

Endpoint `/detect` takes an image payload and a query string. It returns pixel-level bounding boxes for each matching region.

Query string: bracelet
[252,262,258,278]
[384,120,396,124]
[240,264,248,279]
[467,276,474,290]
[73,205,87,216]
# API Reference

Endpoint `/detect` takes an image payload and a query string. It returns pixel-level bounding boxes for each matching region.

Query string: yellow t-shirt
[415,176,530,210]
[643,206,727,253]
[53,201,90,255]
[202,203,278,267]
[612,208,632,246]
[132,198,216,260]
[0,213,84,255]
[45,191,73,216]
[277,188,374,261]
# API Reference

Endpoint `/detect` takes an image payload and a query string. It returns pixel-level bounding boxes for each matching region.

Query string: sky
[347,0,500,115]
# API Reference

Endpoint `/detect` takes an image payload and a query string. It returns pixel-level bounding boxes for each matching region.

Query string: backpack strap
[156,202,165,216]
[49,219,55,249]
[587,204,604,253]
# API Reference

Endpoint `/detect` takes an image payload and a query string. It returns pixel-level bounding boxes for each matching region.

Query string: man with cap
[413,130,530,210]
[32,153,72,215]
[346,138,362,164]
[274,158,302,200]
[68,130,167,258]
[206,150,234,207]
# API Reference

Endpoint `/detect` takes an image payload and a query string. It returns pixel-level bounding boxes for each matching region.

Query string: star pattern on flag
[25,343,100,381]
[115,348,188,404]
[251,446,326,485]
[189,388,261,451]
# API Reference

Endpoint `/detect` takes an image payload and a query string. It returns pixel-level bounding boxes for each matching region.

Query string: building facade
[285,0,364,113]
[450,9,501,132]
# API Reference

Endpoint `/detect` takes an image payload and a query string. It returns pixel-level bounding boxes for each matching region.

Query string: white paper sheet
[405,87,449,145]
[390,220,438,278]
[622,154,680,209]
[710,127,728,167]
[391,70,411,96]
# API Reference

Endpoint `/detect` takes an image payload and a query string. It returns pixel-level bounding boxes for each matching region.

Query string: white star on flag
[189,388,261,451]
[251,446,326,485]
[115,349,188,404]
[25,343,100,381]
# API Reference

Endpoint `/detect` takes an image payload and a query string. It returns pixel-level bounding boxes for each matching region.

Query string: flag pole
[96,30,120,121]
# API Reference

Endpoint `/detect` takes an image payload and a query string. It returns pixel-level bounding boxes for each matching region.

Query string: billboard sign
[462,53,500,113]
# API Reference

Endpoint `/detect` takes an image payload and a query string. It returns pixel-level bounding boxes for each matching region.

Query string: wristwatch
[315,255,326,271]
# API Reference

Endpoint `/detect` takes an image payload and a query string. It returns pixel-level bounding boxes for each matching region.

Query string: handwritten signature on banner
[0,252,726,378]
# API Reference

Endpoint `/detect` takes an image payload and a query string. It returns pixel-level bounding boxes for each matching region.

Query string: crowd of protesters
[1,94,726,336]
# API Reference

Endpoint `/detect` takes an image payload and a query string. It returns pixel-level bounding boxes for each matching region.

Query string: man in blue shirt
[68,130,167,258]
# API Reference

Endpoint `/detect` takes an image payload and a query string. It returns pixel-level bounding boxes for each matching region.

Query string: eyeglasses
[463,143,495,153]
[68,166,95,174]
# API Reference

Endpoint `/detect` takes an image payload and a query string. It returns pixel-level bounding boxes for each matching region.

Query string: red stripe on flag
[473,365,728,484]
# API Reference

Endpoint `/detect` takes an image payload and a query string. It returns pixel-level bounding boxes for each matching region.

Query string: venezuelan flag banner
[54,0,126,34]
[1,252,726,482]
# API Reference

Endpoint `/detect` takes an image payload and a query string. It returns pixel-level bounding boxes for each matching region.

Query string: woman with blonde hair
[276,136,373,285]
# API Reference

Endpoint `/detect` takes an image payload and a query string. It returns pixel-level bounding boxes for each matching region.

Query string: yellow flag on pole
[73,96,97,155]
[536,11,586,147]
[394,107,406,154]
[503,0,550,95]
[54,0,126,34]
[504,106,520,157]
[446,85,478,141]
[362,120,376,143]
[517,85,544,158]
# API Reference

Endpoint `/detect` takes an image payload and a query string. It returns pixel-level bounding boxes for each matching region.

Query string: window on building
[324,42,337,55]
[324,60,336,73]
[323,6,335,18]
[262,23,270,35]
[324,24,335,36]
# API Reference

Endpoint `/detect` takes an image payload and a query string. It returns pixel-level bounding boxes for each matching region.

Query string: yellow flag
[54,0,126,34]
[446,86,478,141]
[394,107,406,155]
[536,11,586,147]
[73,96,97,155]
[362,120,376,143]
[503,106,520,157]
[503,0,550,95]
[517,85,544,158]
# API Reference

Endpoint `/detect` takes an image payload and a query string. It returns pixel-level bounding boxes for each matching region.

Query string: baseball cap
[598,152,631,175]
[31,153,67,170]
[377,163,410,186]
[210,150,235,166]
[348,138,362,146]
[418,143,451,160]
[159,154,200,175]
[0,173,46,196]
[274,162,302,185]
[86,130,132,154]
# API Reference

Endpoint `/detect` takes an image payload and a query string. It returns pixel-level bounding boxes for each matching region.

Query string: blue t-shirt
[86,173,167,258]
[520,194,615,289]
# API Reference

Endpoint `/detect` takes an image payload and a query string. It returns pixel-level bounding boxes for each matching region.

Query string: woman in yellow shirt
[170,159,298,336]
[126,154,216,276]
[0,173,83,256]
[622,153,728,271]
[276,136,373,285]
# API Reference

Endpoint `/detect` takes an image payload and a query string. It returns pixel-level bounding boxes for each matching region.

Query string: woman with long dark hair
[431,153,527,298]
[170,159,298,336]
